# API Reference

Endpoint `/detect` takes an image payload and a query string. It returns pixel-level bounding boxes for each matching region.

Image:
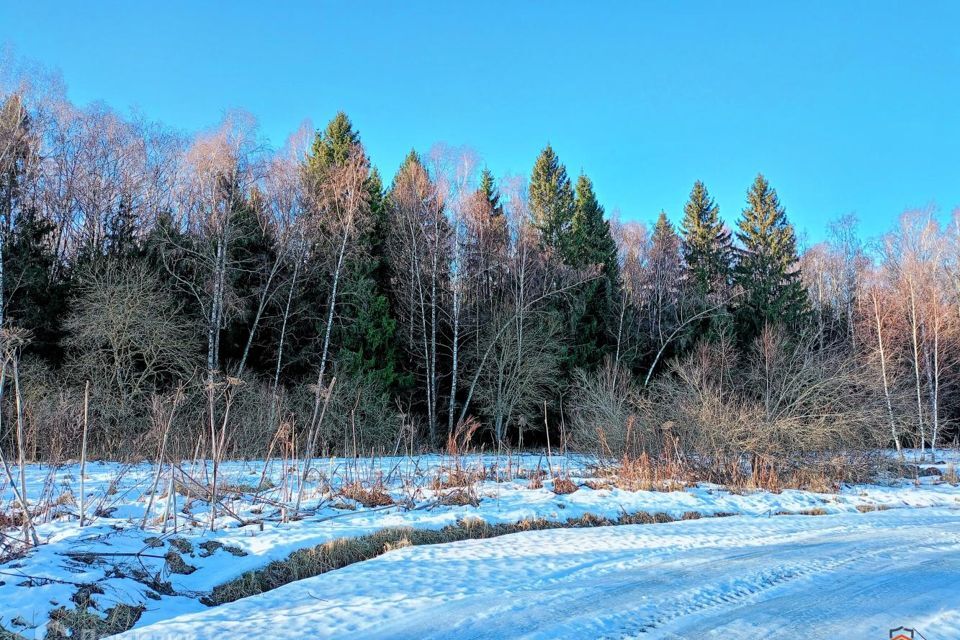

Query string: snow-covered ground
[1,450,958,638]
[117,507,960,640]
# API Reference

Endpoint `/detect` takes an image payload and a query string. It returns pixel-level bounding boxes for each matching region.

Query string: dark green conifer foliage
[0,95,69,362]
[680,181,731,297]
[567,174,618,278]
[561,174,619,371]
[529,145,575,253]
[478,168,504,218]
[679,181,734,340]
[221,189,278,372]
[647,211,684,339]
[5,210,69,363]
[304,112,403,391]
[734,174,810,338]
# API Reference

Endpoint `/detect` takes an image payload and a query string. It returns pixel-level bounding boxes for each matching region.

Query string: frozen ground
[0,449,958,638]
[118,507,960,640]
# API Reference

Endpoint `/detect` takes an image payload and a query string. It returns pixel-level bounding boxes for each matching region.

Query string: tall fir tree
[466,168,508,269]
[563,174,619,370]
[734,174,810,338]
[303,112,404,392]
[680,181,731,298]
[478,168,504,218]
[567,174,618,277]
[528,145,575,253]
[679,181,734,340]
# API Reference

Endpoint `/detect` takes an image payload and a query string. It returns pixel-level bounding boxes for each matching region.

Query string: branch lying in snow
[0,569,86,587]
[61,551,169,560]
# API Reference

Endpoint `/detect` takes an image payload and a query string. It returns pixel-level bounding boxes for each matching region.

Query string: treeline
[0,75,956,465]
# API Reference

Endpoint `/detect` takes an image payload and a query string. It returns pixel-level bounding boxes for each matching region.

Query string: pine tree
[680,181,731,298]
[734,174,810,338]
[529,145,574,253]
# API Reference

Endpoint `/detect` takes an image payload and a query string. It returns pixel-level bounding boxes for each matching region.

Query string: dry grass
[599,452,693,493]
[437,487,479,507]
[943,463,958,484]
[338,481,394,508]
[203,510,686,606]
[551,476,578,495]
[856,503,892,513]
[430,465,488,490]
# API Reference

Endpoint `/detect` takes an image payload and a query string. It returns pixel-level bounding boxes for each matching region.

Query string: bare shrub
[62,261,198,456]
[643,326,891,489]
[568,359,644,457]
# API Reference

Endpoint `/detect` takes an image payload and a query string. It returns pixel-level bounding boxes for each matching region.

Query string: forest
[0,68,956,484]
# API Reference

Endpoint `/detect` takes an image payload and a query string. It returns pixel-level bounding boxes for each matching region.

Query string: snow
[117,507,960,640]
[1,449,958,637]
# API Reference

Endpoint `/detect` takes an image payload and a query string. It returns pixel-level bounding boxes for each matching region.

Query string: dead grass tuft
[339,481,394,508]
[943,463,958,485]
[46,599,144,640]
[437,487,479,507]
[551,476,578,495]
[856,503,891,513]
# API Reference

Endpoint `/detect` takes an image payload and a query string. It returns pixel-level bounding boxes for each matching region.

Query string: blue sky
[1,1,958,243]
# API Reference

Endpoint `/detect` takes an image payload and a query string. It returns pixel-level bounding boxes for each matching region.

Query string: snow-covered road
[119,507,960,640]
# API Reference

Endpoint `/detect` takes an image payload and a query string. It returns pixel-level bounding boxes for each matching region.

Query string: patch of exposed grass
[46,584,144,640]
[944,463,958,485]
[203,510,685,607]
[437,487,479,507]
[339,481,394,507]
[0,625,28,640]
[776,508,828,516]
[47,603,144,639]
[168,537,193,554]
[199,540,248,557]
[164,550,197,575]
[856,503,892,513]
[551,476,578,495]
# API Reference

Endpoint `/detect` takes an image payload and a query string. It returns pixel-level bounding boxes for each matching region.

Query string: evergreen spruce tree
[305,111,359,173]
[734,174,810,338]
[679,181,734,339]
[680,181,731,298]
[528,145,575,253]
[303,113,403,391]
[562,174,619,371]
[5,209,69,363]
[472,168,508,258]
[478,168,504,218]
[567,174,618,277]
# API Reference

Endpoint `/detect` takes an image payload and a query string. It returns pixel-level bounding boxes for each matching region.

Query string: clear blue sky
[1,1,958,242]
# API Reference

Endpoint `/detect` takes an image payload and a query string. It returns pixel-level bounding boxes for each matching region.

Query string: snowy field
[118,507,960,640]
[1,450,958,638]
